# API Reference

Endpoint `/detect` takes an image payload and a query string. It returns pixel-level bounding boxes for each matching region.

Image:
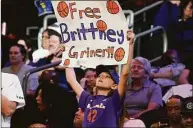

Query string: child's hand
[127,30,135,45]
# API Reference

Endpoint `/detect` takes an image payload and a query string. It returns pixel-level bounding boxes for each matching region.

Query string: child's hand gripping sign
[51,0,129,68]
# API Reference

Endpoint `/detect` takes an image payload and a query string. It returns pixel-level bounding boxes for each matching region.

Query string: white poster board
[51,0,129,68]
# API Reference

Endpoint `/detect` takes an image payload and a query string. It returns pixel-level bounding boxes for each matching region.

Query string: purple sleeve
[171,63,185,77]
[112,89,123,111]
[150,85,163,106]
[79,91,91,110]
[154,2,169,29]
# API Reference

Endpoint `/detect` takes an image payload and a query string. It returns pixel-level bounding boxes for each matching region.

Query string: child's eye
[98,75,111,79]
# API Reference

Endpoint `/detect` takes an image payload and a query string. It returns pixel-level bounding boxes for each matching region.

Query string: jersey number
[87,109,97,122]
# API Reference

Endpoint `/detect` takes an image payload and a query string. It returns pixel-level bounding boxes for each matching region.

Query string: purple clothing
[154,1,180,31]
[124,78,163,116]
[154,1,193,51]
[79,90,122,128]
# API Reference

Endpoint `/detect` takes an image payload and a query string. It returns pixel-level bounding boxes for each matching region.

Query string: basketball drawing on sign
[106,0,119,14]
[96,20,107,31]
[114,47,125,62]
[64,59,70,66]
[57,1,69,18]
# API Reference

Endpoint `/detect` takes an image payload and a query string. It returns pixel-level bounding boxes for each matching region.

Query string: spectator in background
[2,44,39,96]
[25,80,57,128]
[154,0,181,49]
[33,28,71,90]
[151,49,185,87]
[17,38,33,64]
[154,0,181,31]
[154,0,193,48]
[3,37,34,67]
[181,97,193,128]
[1,73,25,128]
[32,29,51,63]
[33,29,78,128]
[177,0,193,81]
[151,95,184,128]
[25,70,77,128]
[124,57,163,118]
[154,0,193,78]
[166,95,183,128]
[80,68,97,95]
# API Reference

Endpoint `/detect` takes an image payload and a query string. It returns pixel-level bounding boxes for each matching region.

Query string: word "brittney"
[60,23,124,44]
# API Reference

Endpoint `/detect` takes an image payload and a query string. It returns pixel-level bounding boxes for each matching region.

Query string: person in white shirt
[1,73,25,127]
[163,84,193,103]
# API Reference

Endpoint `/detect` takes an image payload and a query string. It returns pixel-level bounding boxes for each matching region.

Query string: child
[65,30,135,127]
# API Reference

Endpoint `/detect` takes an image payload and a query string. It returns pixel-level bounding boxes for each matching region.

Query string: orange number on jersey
[87,109,98,122]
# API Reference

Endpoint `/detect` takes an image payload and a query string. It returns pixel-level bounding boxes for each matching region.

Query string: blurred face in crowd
[181,115,193,128]
[74,108,84,128]
[42,31,49,49]
[96,72,116,90]
[85,70,96,88]
[36,89,43,105]
[131,60,146,79]
[184,1,193,19]
[9,46,24,64]
[36,89,47,111]
[49,35,60,54]
[167,98,182,122]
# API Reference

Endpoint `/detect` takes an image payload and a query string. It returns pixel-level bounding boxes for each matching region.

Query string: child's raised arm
[66,68,84,97]
[118,30,135,98]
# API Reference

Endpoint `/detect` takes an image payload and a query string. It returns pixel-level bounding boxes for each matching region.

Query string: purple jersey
[79,89,122,128]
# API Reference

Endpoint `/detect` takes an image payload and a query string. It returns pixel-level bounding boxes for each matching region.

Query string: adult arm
[118,30,134,99]
[1,73,25,116]
[152,63,185,79]
[151,69,173,79]
[178,69,190,84]
[1,95,17,117]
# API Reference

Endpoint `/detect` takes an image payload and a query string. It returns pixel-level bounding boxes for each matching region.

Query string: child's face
[96,72,115,89]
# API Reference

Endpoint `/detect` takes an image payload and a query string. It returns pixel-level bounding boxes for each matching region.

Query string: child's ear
[111,84,118,90]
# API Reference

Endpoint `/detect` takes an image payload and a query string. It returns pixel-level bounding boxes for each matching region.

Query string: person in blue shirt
[65,30,135,128]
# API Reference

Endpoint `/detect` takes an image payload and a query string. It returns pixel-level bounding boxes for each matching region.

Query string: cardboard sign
[51,0,129,68]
